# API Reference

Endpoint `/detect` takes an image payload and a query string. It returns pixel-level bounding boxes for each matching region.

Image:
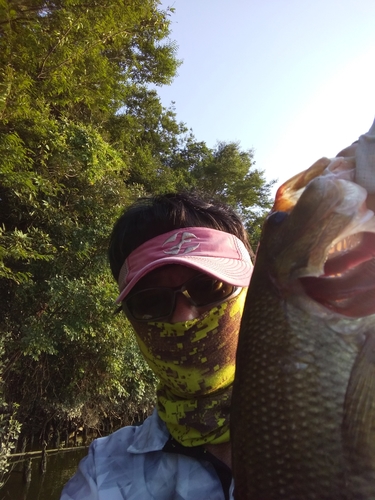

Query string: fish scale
[231,157,375,499]
[234,287,354,499]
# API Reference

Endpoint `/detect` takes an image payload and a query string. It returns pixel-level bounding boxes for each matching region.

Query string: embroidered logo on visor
[162,231,200,255]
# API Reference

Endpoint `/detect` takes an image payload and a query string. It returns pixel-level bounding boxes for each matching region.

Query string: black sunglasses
[122,273,239,322]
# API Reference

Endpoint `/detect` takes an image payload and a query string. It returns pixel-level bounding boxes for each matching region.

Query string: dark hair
[108,192,251,281]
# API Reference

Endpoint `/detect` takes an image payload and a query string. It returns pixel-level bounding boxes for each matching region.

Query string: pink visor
[116,227,253,303]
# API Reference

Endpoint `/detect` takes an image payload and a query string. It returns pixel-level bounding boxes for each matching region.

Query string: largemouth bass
[231,156,375,499]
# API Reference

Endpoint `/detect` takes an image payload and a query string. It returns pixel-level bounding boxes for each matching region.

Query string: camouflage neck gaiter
[132,288,247,447]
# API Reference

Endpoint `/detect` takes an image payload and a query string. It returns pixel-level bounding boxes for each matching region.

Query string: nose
[170,293,201,323]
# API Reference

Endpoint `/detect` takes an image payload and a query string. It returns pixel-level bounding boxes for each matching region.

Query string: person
[60,191,254,500]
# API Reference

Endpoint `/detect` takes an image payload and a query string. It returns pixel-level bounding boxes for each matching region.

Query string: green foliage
[0,0,179,122]
[186,140,274,229]
[4,270,157,430]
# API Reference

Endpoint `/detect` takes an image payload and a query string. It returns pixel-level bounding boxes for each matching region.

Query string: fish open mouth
[300,232,375,317]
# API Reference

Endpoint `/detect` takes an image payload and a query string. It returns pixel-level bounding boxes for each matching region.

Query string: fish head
[257,155,375,317]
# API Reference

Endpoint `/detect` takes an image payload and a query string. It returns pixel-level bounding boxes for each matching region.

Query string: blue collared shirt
[60,409,234,500]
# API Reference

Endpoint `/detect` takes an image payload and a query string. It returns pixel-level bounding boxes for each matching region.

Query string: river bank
[1,447,88,500]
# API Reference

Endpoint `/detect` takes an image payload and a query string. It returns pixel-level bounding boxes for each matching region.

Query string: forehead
[132,264,202,291]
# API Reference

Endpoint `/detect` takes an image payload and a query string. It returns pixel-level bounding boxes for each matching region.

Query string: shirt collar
[127,408,169,454]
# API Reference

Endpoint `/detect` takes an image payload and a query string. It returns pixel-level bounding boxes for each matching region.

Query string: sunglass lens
[187,276,235,306]
[126,289,173,320]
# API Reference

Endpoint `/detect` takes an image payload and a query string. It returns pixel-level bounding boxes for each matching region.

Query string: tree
[0,0,180,277]
[0,0,176,446]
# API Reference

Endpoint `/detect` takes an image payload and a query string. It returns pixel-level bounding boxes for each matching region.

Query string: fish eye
[267,211,288,225]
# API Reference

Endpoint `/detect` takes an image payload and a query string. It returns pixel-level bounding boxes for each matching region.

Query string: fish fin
[343,333,375,492]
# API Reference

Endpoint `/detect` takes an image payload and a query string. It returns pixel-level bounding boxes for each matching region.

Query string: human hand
[337,118,375,209]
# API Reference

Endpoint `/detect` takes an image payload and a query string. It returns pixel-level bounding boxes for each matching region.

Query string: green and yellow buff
[133,288,247,447]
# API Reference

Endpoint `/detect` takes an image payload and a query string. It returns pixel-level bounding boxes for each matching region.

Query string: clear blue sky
[156,0,375,194]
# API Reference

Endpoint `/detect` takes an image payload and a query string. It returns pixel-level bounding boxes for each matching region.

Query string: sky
[156,0,375,195]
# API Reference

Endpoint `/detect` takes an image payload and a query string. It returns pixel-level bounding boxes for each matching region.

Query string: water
[0,448,88,500]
